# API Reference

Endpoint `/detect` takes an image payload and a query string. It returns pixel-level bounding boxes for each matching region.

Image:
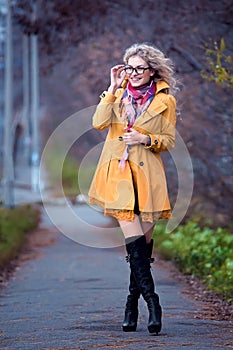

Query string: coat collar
[155,80,170,94]
[133,81,169,127]
[114,80,170,125]
[146,81,169,113]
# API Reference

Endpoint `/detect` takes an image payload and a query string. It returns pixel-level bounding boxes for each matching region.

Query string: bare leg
[140,220,155,244]
[118,214,144,239]
[118,215,156,243]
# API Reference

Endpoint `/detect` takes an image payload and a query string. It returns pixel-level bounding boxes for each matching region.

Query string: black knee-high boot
[122,239,154,332]
[122,277,140,332]
[125,235,162,335]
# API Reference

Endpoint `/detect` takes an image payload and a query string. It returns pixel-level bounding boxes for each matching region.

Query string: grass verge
[44,147,96,199]
[0,204,41,269]
[43,149,80,198]
[153,220,233,303]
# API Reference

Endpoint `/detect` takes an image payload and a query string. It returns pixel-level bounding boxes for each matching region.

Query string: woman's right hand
[108,65,126,94]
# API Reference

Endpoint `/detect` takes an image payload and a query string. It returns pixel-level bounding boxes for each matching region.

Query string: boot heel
[147,296,162,335]
[148,323,160,335]
[122,323,137,332]
[122,312,138,332]
[122,295,138,332]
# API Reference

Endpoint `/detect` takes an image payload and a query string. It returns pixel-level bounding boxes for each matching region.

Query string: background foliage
[153,221,233,302]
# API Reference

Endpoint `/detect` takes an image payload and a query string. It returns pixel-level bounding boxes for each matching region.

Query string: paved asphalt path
[0,204,232,350]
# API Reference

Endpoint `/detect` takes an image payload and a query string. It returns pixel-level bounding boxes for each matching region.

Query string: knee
[145,231,153,244]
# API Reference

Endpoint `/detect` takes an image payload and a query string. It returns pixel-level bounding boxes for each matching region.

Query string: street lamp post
[3,0,14,207]
[30,1,40,192]
[22,32,30,164]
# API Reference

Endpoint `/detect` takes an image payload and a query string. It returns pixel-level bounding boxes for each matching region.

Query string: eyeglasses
[124,65,151,75]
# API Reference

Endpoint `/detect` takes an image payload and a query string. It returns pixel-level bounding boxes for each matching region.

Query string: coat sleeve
[145,94,176,153]
[92,90,121,130]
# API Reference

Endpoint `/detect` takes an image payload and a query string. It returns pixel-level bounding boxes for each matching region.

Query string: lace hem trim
[105,209,171,222]
[89,198,171,223]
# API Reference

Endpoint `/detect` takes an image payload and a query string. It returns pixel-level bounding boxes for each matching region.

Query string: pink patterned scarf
[119,81,156,170]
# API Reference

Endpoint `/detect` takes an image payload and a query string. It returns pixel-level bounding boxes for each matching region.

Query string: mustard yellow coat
[88,81,176,223]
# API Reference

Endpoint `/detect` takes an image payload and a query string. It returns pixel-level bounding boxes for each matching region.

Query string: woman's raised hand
[107,65,126,95]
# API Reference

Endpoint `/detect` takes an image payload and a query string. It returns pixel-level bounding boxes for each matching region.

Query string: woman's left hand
[123,128,149,145]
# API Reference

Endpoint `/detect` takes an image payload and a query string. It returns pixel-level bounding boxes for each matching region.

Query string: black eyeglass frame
[124,65,151,75]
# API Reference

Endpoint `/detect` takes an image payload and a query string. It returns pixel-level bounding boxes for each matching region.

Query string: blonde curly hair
[123,42,178,95]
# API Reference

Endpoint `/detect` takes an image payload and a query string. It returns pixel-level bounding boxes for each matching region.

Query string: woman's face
[126,55,154,88]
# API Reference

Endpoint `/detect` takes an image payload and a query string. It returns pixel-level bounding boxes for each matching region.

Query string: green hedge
[153,221,233,302]
[44,149,80,197]
[0,204,40,268]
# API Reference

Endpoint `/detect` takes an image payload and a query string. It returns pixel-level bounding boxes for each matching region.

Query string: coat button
[118,136,123,141]
[139,161,144,166]
[154,139,158,145]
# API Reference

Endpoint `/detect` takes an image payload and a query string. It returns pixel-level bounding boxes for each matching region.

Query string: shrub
[44,148,80,197]
[153,221,233,302]
[0,204,40,268]
[201,38,233,88]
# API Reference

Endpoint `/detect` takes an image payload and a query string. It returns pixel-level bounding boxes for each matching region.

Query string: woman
[88,42,177,335]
